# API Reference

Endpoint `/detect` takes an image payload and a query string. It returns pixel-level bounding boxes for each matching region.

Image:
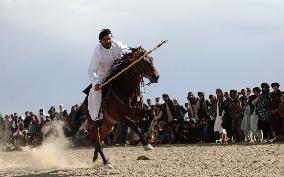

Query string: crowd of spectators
[1,82,284,149]
[139,82,284,145]
[0,104,74,148]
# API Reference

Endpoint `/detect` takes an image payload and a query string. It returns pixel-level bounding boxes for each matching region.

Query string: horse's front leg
[94,141,113,168]
[93,148,98,162]
[122,117,154,151]
[93,127,113,169]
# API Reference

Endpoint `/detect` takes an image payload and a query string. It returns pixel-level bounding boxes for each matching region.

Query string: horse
[65,47,160,168]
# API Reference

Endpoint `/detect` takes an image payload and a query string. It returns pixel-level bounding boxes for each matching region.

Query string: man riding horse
[88,29,131,128]
[66,29,164,168]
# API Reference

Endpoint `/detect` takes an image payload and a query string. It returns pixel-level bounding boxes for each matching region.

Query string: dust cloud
[0,121,90,169]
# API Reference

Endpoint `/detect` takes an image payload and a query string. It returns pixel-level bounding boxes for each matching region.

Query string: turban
[162,94,169,98]
[198,92,205,96]
[261,83,269,88]
[271,83,280,87]
[230,90,237,94]
[253,87,261,93]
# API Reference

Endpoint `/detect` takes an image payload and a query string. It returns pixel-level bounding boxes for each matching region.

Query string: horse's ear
[138,46,145,51]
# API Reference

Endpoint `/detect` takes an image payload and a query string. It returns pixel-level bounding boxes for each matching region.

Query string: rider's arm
[114,40,131,55]
[88,47,102,85]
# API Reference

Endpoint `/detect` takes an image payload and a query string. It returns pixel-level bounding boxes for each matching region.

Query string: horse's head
[131,48,160,83]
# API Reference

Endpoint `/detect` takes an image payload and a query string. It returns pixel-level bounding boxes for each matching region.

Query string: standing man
[145,99,155,114]
[187,92,199,123]
[160,94,175,124]
[0,112,4,144]
[249,87,262,142]
[257,83,273,142]
[223,90,238,141]
[88,29,130,127]
[270,82,282,140]
[195,92,211,142]
[59,104,67,121]
[154,97,161,117]
[213,88,225,141]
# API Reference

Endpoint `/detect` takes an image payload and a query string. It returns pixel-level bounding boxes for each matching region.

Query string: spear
[100,40,168,88]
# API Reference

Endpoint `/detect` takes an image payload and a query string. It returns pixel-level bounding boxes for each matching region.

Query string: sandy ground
[0,143,283,177]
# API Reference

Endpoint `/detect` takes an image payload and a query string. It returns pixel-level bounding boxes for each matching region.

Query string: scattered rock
[137,155,150,160]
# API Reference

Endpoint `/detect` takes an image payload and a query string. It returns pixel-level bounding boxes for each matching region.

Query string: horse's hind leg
[122,117,153,151]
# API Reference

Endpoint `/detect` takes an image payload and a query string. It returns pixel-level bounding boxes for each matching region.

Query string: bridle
[132,56,156,86]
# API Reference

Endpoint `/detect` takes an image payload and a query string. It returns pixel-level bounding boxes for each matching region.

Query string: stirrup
[143,144,154,151]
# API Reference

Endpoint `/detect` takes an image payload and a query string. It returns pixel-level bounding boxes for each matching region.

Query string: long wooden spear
[100,40,168,88]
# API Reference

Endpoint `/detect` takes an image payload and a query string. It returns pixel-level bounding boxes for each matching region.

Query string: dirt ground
[0,143,283,177]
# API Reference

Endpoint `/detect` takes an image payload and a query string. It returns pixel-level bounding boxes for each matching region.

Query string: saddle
[82,84,117,124]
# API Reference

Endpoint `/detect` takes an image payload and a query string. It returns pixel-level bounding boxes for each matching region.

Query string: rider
[88,29,130,128]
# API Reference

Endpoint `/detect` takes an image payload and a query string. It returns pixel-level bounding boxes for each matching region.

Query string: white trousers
[88,85,102,121]
[214,115,224,133]
[250,113,262,140]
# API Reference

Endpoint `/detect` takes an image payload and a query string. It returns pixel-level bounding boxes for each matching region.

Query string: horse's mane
[102,47,146,106]
[105,47,145,82]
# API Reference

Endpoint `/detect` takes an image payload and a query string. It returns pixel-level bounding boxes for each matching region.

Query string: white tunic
[88,40,129,120]
[214,100,224,133]
[88,40,129,84]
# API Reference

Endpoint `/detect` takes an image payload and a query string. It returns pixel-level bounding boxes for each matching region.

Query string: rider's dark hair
[99,29,112,40]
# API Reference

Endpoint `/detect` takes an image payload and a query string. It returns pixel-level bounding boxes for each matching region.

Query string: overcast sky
[0,0,283,115]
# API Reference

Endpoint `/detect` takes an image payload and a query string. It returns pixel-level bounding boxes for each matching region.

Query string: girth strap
[100,87,128,124]
[101,88,142,124]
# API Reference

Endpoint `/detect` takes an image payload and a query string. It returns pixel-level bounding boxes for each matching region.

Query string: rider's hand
[94,84,102,91]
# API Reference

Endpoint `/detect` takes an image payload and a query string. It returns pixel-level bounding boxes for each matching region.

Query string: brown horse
[65,47,159,168]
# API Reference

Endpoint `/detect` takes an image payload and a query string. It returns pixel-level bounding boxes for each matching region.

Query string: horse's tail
[64,97,87,137]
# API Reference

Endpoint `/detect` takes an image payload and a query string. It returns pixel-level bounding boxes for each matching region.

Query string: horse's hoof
[143,144,154,151]
[104,162,113,169]
[93,155,98,162]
